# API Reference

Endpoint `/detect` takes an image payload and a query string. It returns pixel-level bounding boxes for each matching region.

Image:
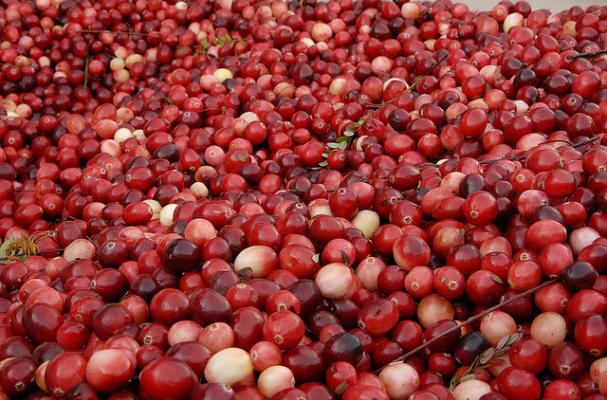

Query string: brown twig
[572,135,601,148]
[376,278,557,373]
[83,56,89,90]
[568,50,607,60]
[478,155,527,165]
[449,332,523,389]
[478,135,600,165]
[80,29,158,37]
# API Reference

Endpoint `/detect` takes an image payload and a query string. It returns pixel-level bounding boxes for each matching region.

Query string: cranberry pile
[0,0,607,399]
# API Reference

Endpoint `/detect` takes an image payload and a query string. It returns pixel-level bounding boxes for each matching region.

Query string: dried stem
[376,278,557,373]
[569,49,607,59]
[478,155,527,165]
[450,332,523,389]
[80,29,157,37]
[478,135,600,165]
[83,56,89,89]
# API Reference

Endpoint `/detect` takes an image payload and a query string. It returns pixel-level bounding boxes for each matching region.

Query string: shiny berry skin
[358,299,399,337]
[497,367,542,400]
[329,187,360,220]
[323,332,363,366]
[561,261,599,291]
[463,191,498,226]
[548,342,585,380]
[574,315,607,357]
[163,238,202,272]
[263,311,305,350]
[509,338,548,374]
[139,357,199,400]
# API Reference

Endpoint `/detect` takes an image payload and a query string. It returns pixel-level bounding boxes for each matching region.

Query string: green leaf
[490,274,503,285]
[344,130,355,137]
[335,136,349,143]
[479,348,495,365]
[194,38,210,57]
[0,238,12,263]
[214,33,235,47]
[495,334,510,351]
[449,377,459,391]
[507,332,523,346]
[327,142,342,149]
[318,160,328,167]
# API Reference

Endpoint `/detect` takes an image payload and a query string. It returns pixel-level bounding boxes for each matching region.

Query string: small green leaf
[335,136,350,143]
[495,334,510,351]
[490,274,503,285]
[327,142,342,149]
[507,332,523,346]
[479,348,495,365]
[214,33,235,47]
[165,97,173,104]
[344,130,355,137]
[0,239,12,263]
[449,377,459,390]
[318,160,328,167]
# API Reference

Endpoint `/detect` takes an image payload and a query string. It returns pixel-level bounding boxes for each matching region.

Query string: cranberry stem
[568,49,607,59]
[376,278,558,372]
[80,29,156,37]
[479,136,600,165]
[416,136,600,170]
[83,56,89,90]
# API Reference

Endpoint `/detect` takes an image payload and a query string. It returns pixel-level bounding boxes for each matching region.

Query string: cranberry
[139,357,198,400]
[548,342,585,380]
[163,238,201,272]
[497,367,542,400]
[561,261,599,290]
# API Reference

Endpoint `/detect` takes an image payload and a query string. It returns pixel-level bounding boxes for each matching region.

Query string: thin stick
[83,56,89,89]
[80,29,157,37]
[478,136,600,165]
[572,135,601,148]
[479,155,526,165]
[569,50,607,60]
[376,278,557,373]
